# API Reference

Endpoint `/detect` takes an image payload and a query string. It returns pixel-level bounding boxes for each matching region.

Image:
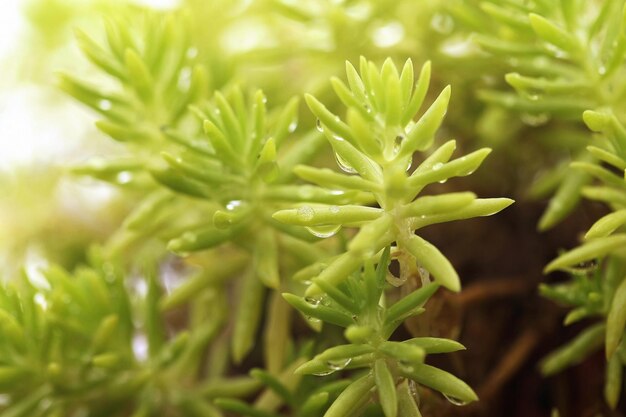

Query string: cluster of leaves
[284,248,476,417]
[449,0,626,410]
[0,251,238,417]
[14,2,518,413]
[217,56,509,416]
[275,56,512,296]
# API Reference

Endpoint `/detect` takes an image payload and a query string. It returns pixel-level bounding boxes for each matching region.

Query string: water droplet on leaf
[316,119,324,132]
[313,369,334,376]
[297,205,315,221]
[305,296,321,306]
[432,162,443,171]
[327,358,352,370]
[443,394,469,406]
[570,259,598,276]
[306,224,341,238]
[335,153,358,174]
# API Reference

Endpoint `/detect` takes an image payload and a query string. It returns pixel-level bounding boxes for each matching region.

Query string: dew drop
[316,119,324,132]
[394,135,404,153]
[98,99,112,111]
[443,394,469,406]
[306,224,341,238]
[313,369,334,376]
[297,205,315,221]
[432,162,444,171]
[438,178,448,184]
[335,153,358,174]
[570,259,598,276]
[305,296,321,307]
[305,316,322,325]
[431,13,454,34]
[327,358,352,371]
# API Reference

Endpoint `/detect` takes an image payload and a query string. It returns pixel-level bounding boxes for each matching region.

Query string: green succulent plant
[19,0,626,415]
[274,57,512,295]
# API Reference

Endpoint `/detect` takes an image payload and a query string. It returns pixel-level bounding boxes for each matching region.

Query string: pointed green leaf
[607,277,626,358]
[529,13,580,54]
[605,350,622,409]
[400,363,478,404]
[400,86,451,156]
[405,235,459,291]
[375,359,398,417]
[586,210,626,239]
[282,294,354,328]
[323,374,375,417]
[403,337,465,354]
[540,323,605,375]
[545,235,626,273]
[386,282,440,324]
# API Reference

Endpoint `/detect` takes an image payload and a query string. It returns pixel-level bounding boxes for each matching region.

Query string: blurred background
[0,0,183,276]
